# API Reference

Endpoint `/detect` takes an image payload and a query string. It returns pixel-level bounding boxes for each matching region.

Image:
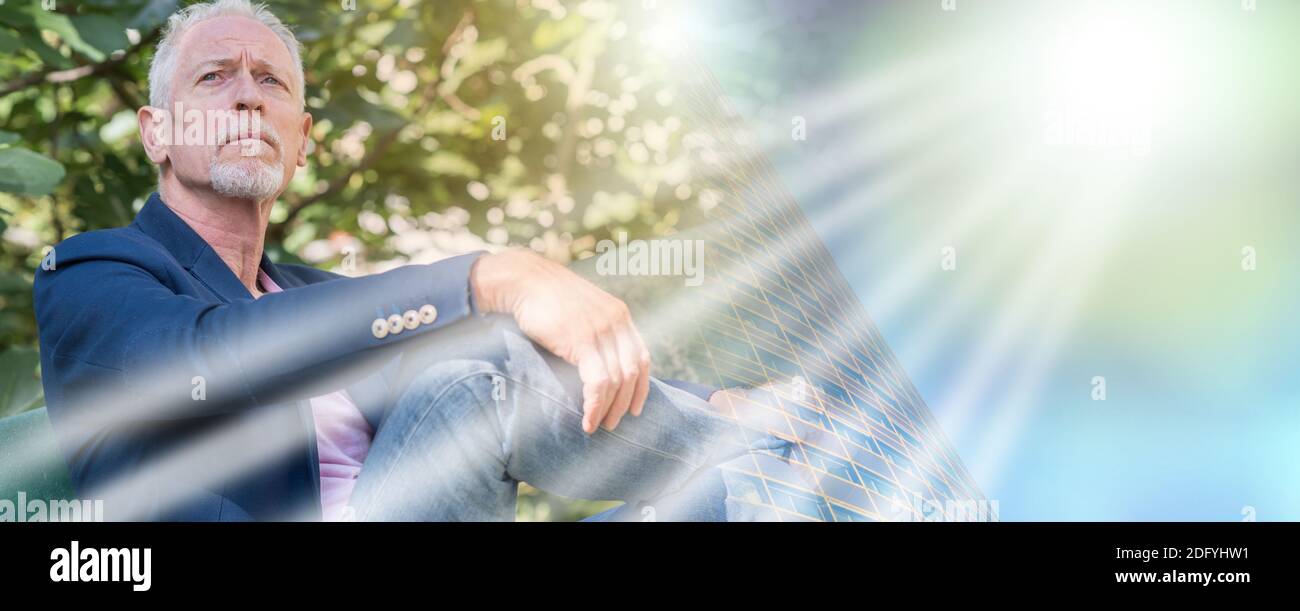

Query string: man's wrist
[467,252,488,316]
[469,254,485,314]
[469,250,513,314]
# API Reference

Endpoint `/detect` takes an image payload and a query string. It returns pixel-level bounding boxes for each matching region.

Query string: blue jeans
[347,317,789,521]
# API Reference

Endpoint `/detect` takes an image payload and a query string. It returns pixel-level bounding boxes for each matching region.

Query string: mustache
[213,113,281,148]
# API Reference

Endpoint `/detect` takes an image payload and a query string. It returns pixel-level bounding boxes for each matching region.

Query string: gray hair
[148,0,305,109]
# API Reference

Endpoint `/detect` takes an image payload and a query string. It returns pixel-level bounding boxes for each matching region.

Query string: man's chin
[209,161,284,201]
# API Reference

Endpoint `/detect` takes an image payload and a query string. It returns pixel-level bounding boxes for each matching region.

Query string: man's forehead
[176,15,294,71]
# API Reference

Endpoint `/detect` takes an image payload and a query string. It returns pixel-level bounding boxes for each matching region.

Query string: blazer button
[418,304,438,325]
[386,314,405,335]
[371,318,389,339]
[402,309,420,330]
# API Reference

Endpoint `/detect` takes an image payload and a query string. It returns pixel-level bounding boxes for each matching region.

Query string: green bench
[0,408,76,503]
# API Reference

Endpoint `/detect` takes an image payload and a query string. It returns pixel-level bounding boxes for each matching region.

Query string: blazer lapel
[191,247,255,302]
[134,192,322,509]
[132,192,254,303]
[258,251,297,290]
[136,193,397,453]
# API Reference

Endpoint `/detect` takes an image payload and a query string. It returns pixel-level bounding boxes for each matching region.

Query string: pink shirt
[257,268,374,521]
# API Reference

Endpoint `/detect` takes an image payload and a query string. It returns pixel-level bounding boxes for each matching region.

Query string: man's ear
[138,106,171,165]
[296,112,313,167]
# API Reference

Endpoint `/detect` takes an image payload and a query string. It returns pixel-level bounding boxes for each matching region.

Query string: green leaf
[0,27,20,54]
[0,148,66,196]
[384,19,421,49]
[33,9,105,62]
[439,38,508,96]
[0,4,37,31]
[71,14,129,56]
[329,91,407,132]
[356,21,396,47]
[128,0,178,31]
[533,15,586,50]
[425,150,480,179]
[18,30,72,69]
[0,348,43,418]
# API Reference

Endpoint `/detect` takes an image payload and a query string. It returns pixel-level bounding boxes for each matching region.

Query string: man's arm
[38,233,663,436]
[35,231,484,428]
[471,249,652,434]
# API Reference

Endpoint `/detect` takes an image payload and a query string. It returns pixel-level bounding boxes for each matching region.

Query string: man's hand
[471,249,651,435]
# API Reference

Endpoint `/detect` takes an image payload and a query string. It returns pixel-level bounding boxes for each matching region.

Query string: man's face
[146,15,311,202]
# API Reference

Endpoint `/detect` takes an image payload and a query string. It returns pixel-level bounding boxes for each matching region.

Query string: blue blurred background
[670,0,1300,520]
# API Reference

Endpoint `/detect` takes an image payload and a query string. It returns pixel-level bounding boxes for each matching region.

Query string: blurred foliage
[516,482,620,522]
[0,0,719,521]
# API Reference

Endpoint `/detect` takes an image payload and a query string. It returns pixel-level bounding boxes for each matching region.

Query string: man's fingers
[626,326,651,418]
[577,348,613,435]
[598,327,633,432]
[602,324,644,430]
[629,355,650,418]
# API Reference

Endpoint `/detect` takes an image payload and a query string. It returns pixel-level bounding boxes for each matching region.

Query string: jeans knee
[392,359,512,454]
[449,315,577,403]
[406,359,503,405]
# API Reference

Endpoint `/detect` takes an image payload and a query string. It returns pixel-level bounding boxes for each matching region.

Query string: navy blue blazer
[34,192,714,521]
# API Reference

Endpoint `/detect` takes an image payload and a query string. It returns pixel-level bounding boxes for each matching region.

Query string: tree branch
[106,65,147,110]
[0,29,160,99]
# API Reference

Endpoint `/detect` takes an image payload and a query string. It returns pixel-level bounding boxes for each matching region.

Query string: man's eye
[200,72,219,82]
[262,75,281,86]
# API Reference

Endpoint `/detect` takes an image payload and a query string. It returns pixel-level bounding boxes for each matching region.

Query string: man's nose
[231,72,266,114]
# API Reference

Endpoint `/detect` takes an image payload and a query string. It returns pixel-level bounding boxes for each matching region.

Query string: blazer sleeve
[34,231,486,427]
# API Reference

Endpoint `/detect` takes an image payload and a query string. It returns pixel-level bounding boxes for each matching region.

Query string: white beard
[209,156,283,201]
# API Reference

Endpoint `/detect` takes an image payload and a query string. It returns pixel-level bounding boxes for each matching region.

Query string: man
[34,0,785,521]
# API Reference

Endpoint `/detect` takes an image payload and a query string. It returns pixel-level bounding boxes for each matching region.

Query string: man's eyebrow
[191,58,236,74]
[190,57,292,81]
